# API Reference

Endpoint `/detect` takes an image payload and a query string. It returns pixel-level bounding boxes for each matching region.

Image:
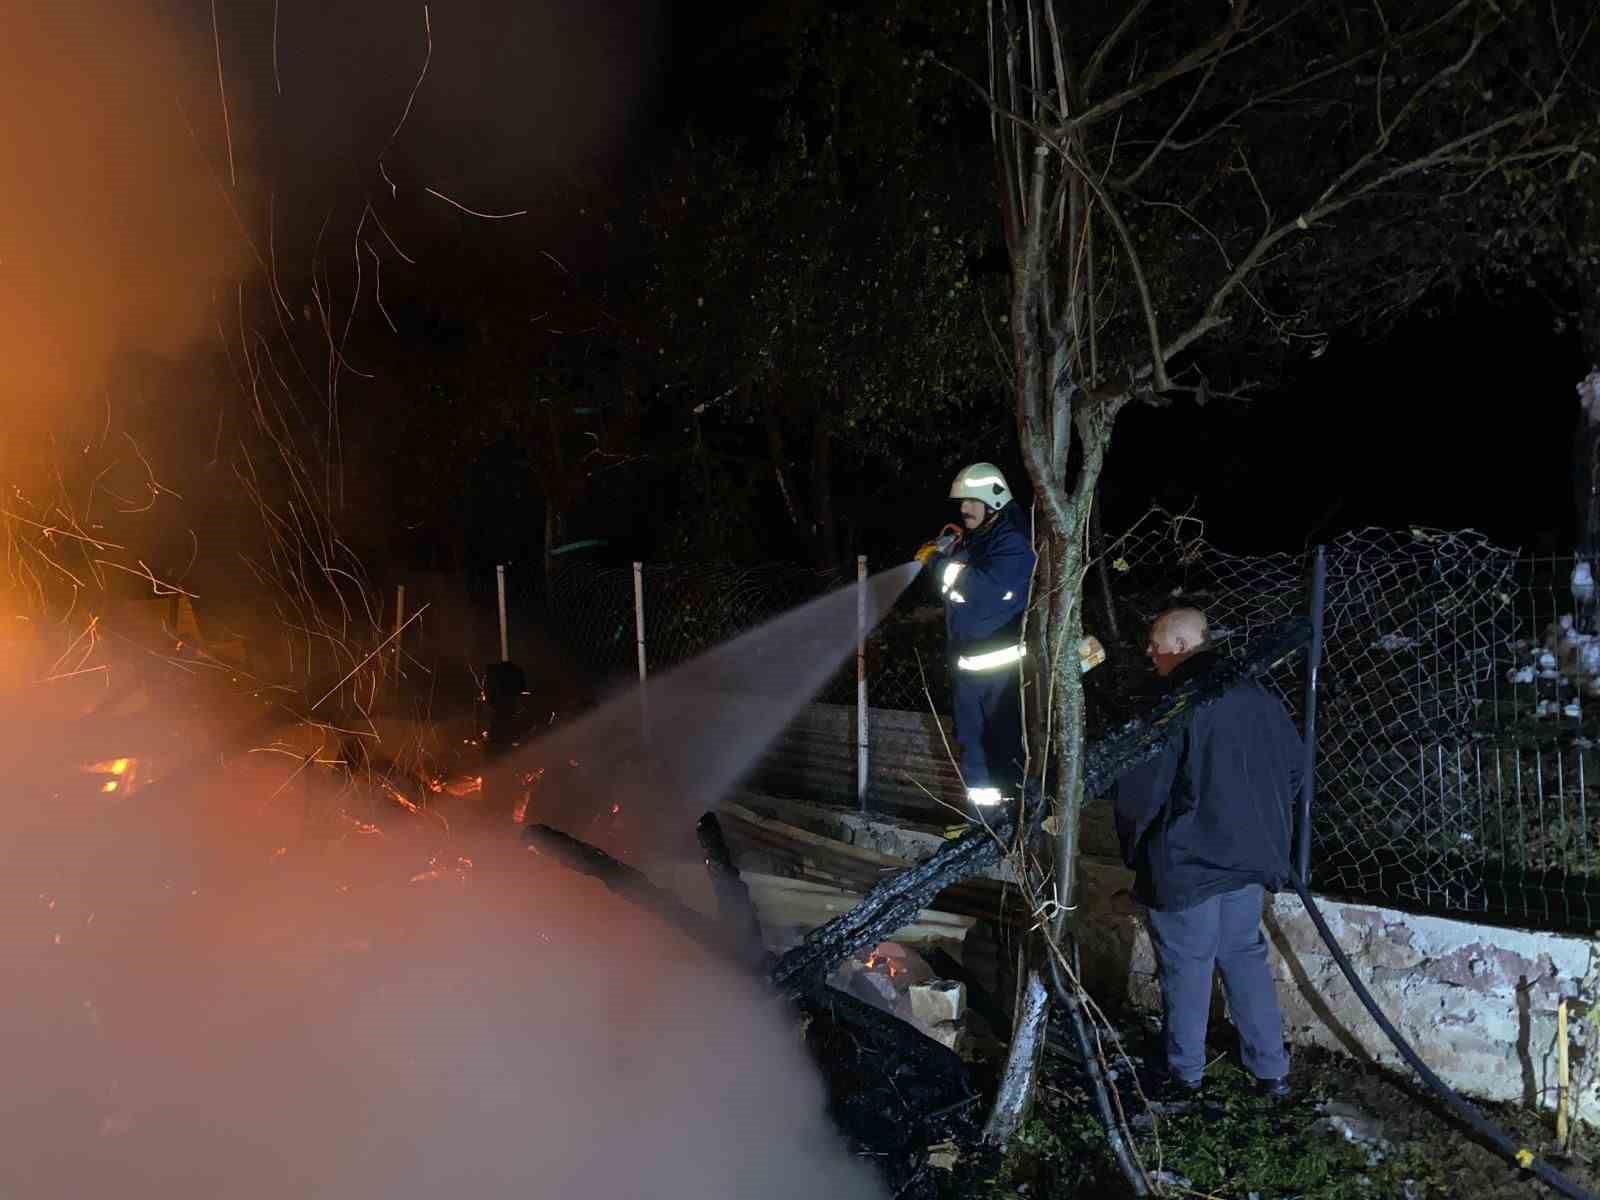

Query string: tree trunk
[763,375,806,536]
[983,963,1049,1142]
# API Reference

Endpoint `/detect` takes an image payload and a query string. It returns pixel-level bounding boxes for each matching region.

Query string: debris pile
[828,940,969,1052]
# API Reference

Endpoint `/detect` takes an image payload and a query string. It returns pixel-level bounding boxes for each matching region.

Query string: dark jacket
[1113,651,1304,911]
[940,502,1036,656]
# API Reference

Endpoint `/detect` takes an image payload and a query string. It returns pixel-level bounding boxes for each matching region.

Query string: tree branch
[1016,144,1077,539]
[1081,0,1154,97]
[1161,100,1573,368]
[1066,0,1251,134]
[1060,149,1171,393]
[1115,54,1223,191]
[1159,0,1476,160]
[1309,18,1494,216]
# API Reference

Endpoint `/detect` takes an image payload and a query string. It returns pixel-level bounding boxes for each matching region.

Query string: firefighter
[917,462,1036,808]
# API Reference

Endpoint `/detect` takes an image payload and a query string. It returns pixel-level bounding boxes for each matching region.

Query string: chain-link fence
[548,561,840,678]
[543,522,1600,932]
[1108,515,1600,931]
[546,559,955,713]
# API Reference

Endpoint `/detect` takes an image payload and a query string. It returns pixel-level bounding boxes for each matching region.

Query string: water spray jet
[518,562,925,865]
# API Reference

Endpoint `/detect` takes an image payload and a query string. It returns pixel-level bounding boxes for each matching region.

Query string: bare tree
[974,0,1597,1150]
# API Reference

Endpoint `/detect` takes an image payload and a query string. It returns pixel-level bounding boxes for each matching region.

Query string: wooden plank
[741,873,976,948]
[718,802,1029,926]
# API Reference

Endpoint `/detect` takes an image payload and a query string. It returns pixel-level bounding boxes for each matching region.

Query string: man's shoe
[1252,1074,1291,1101]
[1148,1075,1204,1110]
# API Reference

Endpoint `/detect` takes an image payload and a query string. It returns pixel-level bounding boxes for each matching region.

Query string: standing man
[1114,607,1301,1102]
[917,462,1035,809]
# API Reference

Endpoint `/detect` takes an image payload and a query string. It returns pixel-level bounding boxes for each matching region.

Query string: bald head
[1148,607,1209,677]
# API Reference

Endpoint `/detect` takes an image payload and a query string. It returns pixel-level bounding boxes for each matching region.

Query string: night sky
[1105,297,1589,556]
[4,1,1593,571]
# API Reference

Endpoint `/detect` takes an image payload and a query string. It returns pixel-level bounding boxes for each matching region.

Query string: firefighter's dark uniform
[934,502,1036,805]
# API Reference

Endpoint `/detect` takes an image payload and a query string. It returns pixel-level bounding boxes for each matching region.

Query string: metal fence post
[1297,544,1328,881]
[857,554,869,812]
[633,562,650,742]
[633,562,647,684]
[495,564,509,662]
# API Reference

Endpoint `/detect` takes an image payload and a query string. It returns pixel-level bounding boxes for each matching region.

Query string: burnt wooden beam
[695,811,769,969]
[524,824,736,961]
[768,616,1312,995]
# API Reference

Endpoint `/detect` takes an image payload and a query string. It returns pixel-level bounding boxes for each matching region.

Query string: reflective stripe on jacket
[942,501,1035,660]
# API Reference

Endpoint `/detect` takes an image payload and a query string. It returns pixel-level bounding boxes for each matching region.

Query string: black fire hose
[1287,869,1595,1200]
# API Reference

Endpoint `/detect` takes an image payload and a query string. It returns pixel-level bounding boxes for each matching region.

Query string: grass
[930,1024,1600,1199]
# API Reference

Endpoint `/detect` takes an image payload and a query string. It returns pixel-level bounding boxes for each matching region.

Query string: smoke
[0,6,248,419]
[0,0,664,427]
[0,656,885,1198]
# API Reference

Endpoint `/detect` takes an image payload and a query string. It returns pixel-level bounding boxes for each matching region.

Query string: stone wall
[1074,856,1600,1114]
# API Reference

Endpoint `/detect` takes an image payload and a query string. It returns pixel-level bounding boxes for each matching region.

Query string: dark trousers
[951,666,1023,795]
[1144,884,1289,1084]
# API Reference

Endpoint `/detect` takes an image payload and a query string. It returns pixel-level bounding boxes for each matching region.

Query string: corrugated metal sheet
[748,702,964,818]
[748,701,1125,842]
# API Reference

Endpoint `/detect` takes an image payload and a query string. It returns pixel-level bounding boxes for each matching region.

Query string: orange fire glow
[436,774,483,798]
[84,757,136,796]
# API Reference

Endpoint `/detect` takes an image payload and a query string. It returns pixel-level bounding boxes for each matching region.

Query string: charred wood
[695,811,769,969]
[768,800,1038,996]
[523,824,736,961]
[798,982,974,1154]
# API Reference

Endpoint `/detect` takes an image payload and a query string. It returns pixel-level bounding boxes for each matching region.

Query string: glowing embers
[428,773,484,798]
[827,941,969,1052]
[82,756,137,796]
[510,767,546,825]
[862,948,909,980]
[408,854,476,886]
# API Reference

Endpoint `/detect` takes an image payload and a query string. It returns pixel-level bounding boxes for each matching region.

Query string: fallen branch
[524,824,736,961]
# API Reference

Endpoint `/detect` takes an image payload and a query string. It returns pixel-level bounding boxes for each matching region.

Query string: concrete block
[840,964,900,1014]
[910,979,966,1026]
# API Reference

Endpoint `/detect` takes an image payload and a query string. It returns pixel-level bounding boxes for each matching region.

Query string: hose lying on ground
[1288,869,1595,1200]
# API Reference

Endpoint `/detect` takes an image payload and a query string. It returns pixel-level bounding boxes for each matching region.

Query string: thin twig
[209,0,236,188]
[424,187,528,220]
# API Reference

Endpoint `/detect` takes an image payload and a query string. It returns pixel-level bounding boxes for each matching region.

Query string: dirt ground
[839,1012,1600,1199]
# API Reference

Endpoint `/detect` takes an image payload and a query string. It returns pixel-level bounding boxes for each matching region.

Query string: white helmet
[949,462,1012,509]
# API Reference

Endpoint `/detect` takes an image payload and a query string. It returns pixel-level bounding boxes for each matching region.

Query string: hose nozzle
[914,524,964,566]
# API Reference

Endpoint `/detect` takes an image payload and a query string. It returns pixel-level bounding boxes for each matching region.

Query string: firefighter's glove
[914,528,962,567]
